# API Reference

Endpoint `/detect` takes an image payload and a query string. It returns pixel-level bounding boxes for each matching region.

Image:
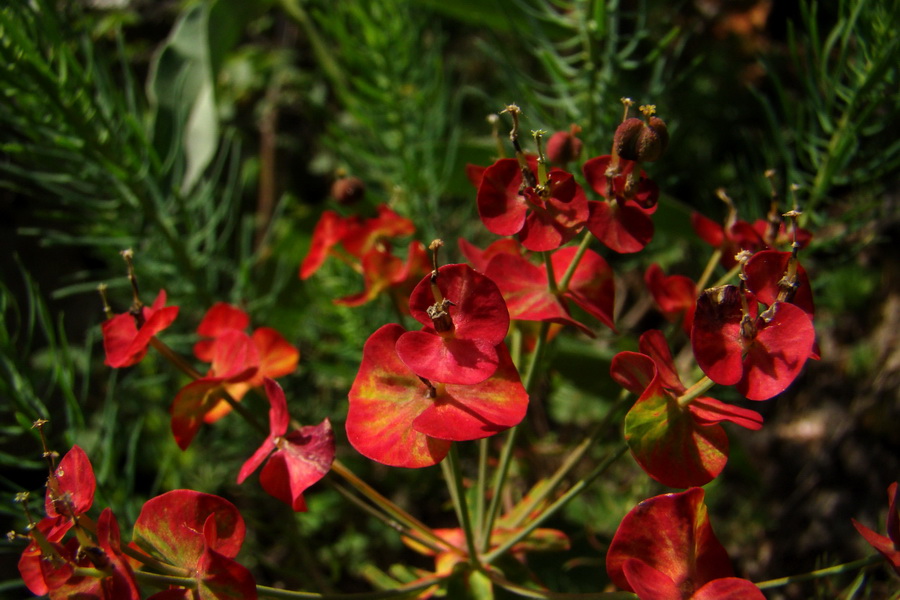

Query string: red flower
[607,488,765,599]
[582,155,659,253]
[485,246,615,336]
[237,379,335,512]
[334,241,430,309]
[396,264,510,385]
[612,331,762,487]
[347,324,528,468]
[644,264,697,334]
[102,290,178,367]
[476,158,588,251]
[691,212,765,268]
[852,482,900,576]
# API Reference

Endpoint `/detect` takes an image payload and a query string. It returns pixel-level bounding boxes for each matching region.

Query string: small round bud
[330,176,365,205]
[546,124,583,164]
[613,115,669,162]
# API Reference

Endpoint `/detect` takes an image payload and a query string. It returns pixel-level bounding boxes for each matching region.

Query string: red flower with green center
[607,488,765,599]
[237,379,335,512]
[612,331,762,487]
[102,289,179,368]
[347,324,528,468]
[582,155,659,253]
[396,263,510,385]
[476,158,588,251]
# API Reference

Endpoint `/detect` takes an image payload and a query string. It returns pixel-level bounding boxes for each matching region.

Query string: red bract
[299,210,353,280]
[45,444,95,519]
[171,329,259,450]
[476,158,588,251]
[335,241,429,308]
[102,289,179,367]
[644,264,697,334]
[607,487,764,599]
[691,212,765,268]
[485,246,615,336]
[18,516,72,596]
[396,264,510,385]
[852,482,900,576]
[347,324,528,468]
[691,285,815,400]
[132,490,256,599]
[457,237,521,273]
[237,379,335,512]
[612,331,762,488]
[743,250,816,318]
[582,155,658,253]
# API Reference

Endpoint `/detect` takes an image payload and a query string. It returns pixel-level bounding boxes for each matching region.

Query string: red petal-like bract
[45,444,95,519]
[18,516,71,596]
[132,490,246,569]
[342,205,416,258]
[102,290,179,367]
[485,253,593,336]
[743,250,816,317]
[617,352,728,488]
[582,155,657,253]
[737,302,814,400]
[645,264,696,334]
[399,263,510,384]
[554,246,616,331]
[607,488,736,596]
[477,158,529,236]
[196,515,258,600]
[692,578,766,599]
[457,237,521,273]
[691,286,750,387]
[96,508,141,600]
[852,482,900,576]
[621,559,680,600]
[517,170,588,251]
[347,324,527,468]
[299,210,351,280]
[194,303,251,362]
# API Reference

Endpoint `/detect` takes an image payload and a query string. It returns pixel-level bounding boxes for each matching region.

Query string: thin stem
[755,554,882,590]
[544,251,559,295]
[556,231,593,293]
[676,376,716,409]
[487,566,636,599]
[712,262,742,288]
[481,321,551,550]
[475,438,488,541]
[330,460,458,554]
[483,444,629,564]
[694,248,722,291]
[443,444,480,564]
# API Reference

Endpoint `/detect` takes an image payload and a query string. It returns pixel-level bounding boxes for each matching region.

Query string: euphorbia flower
[171,329,259,450]
[644,264,697,334]
[347,324,528,468]
[237,379,335,512]
[607,487,765,599]
[299,210,354,280]
[691,285,815,400]
[132,490,256,599]
[582,155,659,253]
[334,241,429,308]
[852,481,900,576]
[102,289,179,367]
[192,302,300,421]
[476,158,588,251]
[396,263,510,385]
[485,246,616,336]
[612,331,762,487]
[691,211,765,268]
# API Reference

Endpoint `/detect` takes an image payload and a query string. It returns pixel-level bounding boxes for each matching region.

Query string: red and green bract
[691,280,815,401]
[612,330,762,488]
[237,379,335,512]
[102,289,179,367]
[607,487,765,599]
[347,323,528,468]
[852,481,900,576]
[132,489,257,600]
[171,303,299,450]
[396,263,510,385]
[476,158,588,251]
[582,155,659,253]
[485,245,615,335]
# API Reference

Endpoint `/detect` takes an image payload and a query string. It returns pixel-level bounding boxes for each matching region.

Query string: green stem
[557,231,593,293]
[483,444,628,564]
[544,251,559,295]
[481,321,551,550]
[475,438,489,541]
[487,566,637,599]
[676,376,715,409]
[443,444,480,564]
[712,262,741,288]
[694,248,722,292]
[755,554,882,590]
